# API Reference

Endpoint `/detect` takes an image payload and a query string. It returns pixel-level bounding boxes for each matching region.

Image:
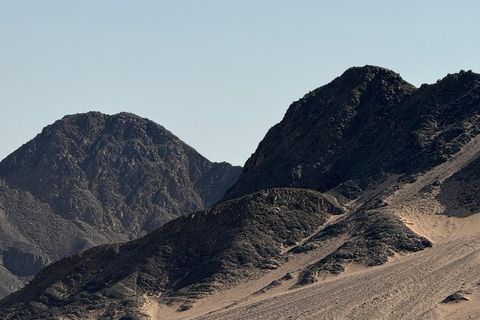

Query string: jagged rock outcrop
[223,66,480,203]
[441,291,470,303]
[0,112,241,298]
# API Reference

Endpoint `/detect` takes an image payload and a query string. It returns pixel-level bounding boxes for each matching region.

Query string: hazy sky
[1,1,479,166]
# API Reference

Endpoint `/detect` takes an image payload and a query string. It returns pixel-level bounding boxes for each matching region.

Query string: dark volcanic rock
[441,291,470,303]
[0,188,342,319]
[0,112,241,234]
[0,112,241,298]
[223,67,480,202]
[294,210,432,285]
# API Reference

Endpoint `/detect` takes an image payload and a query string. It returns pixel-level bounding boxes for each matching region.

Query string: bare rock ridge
[0,188,344,319]
[0,112,241,298]
[0,193,431,320]
[223,66,480,203]
[1,66,480,319]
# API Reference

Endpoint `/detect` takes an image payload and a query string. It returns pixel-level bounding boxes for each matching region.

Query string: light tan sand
[385,184,480,244]
[142,294,161,320]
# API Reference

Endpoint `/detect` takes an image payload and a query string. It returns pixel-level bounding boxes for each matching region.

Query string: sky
[1,1,480,166]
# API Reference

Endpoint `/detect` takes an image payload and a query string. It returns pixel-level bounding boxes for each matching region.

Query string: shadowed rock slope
[0,188,344,319]
[223,66,480,203]
[0,112,241,298]
[0,189,434,319]
[437,155,480,216]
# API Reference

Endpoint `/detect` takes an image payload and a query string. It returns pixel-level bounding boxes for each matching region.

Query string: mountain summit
[223,66,480,203]
[0,112,241,297]
[0,112,241,234]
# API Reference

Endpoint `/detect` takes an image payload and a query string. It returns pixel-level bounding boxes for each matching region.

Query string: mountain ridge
[223,66,480,203]
[0,111,241,298]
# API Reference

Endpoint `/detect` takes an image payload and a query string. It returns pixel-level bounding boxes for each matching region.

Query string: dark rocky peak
[0,112,240,236]
[282,66,414,128]
[434,69,480,89]
[223,67,480,202]
[416,70,480,111]
[224,66,416,201]
[246,65,416,171]
[0,112,241,298]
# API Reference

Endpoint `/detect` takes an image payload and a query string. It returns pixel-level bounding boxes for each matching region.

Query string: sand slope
[192,234,480,320]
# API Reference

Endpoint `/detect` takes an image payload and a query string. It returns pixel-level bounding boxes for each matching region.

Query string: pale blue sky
[1,1,479,166]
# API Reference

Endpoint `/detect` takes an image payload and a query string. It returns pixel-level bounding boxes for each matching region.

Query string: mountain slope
[195,235,480,320]
[223,67,480,203]
[0,188,345,319]
[0,112,241,298]
[0,189,434,320]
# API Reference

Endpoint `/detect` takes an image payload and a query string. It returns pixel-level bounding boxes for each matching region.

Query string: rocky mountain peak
[224,66,480,203]
[0,112,241,298]
[225,66,416,201]
[0,112,240,235]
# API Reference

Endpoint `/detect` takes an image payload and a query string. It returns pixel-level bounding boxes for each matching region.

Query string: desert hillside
[1,66,480,320]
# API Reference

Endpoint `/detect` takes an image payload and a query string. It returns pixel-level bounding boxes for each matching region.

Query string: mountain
[0,112,241,298]
[2,66,480,319]
[223,66,480,203]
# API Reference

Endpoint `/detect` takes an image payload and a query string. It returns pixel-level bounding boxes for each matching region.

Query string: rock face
[0,112,241,298]
[2,66,480,319]
[223,67,480,203]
